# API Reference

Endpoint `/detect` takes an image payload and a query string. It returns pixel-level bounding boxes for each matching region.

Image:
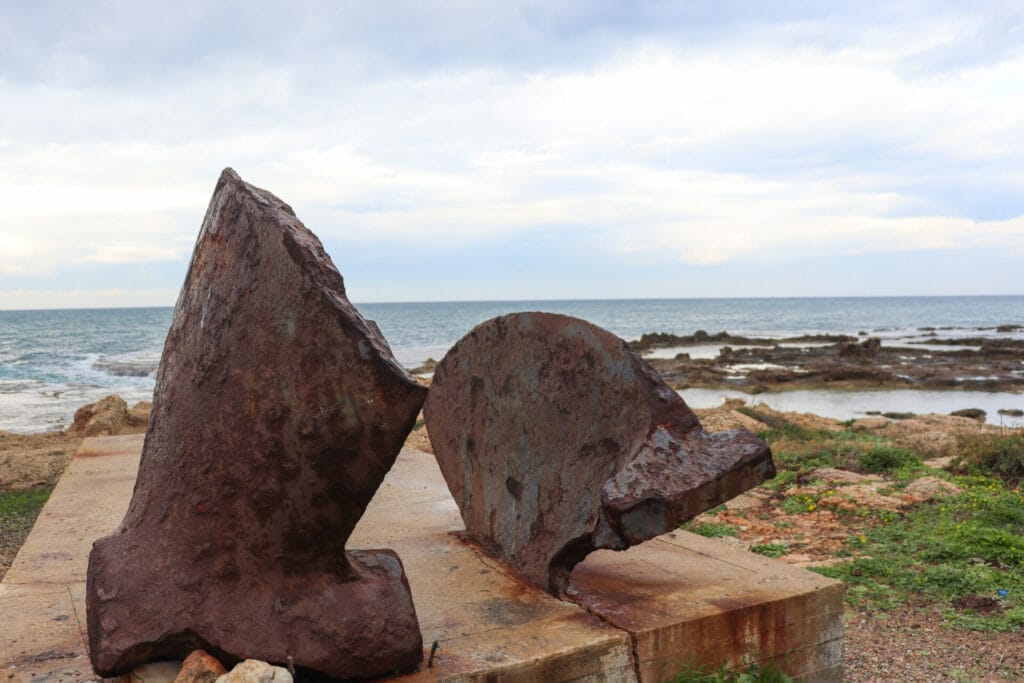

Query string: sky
[1,1,1023,309]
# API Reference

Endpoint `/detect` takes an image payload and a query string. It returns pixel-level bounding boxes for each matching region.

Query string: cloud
[1,2,1022,303]
[0,288,181,310]
[86,242,182,264]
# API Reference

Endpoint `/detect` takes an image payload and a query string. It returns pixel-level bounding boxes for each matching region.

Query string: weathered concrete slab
[569,532,845,681]
[4,435,843,682]
[349,452,637,682]
[0,588,92,681]
[1,434,142,682]
[4,434,142,590]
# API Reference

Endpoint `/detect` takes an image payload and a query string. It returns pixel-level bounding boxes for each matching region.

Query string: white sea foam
[93,352,161,377]
[0,382,153,433]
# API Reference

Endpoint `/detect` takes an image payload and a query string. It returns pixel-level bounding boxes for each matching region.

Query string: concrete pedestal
[1,435,843,681]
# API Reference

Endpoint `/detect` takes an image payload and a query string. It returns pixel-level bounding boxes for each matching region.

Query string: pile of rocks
[120,650,290,682]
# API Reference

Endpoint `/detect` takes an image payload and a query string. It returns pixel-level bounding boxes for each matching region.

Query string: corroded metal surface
[86,169,426,679]
[424,312,775,594]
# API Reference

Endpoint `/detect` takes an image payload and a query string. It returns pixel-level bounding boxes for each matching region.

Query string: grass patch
[669,659,793,683]
[780,493,820,514]
[858,446,921,474]
[720,417,1024,631]
[684,521,739,538]
[812,477,1024,631]
[0,488,53,574]
[737,406,819,442]
[760,469,797,491]
[759,427,896,474]
[954,432,1024,486]
[0,488,51,521]
[750,543,788,558]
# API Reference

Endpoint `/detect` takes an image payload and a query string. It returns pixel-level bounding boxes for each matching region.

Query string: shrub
[955,433,1024,486]
[858,446,920,473]
[669,660,794,683]
[751,543,788,558]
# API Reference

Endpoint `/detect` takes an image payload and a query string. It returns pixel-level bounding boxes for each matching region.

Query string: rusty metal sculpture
[87,169,425,679]
[425,312,775,595]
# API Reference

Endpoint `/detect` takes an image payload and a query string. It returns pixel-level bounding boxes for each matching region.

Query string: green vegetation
[760,469,796,490]
[954,432,1024,486]
[857,445,921,474]
[725,413,1024,632]
[755,425,897,472]
[684,520,739,538]
[669,659,793,683]
[813,477,1024,631]
[0,488,51,521]
[0,488,53,564]
[750,543,788,558]
[779,492,820,514]
[737,406,816,442]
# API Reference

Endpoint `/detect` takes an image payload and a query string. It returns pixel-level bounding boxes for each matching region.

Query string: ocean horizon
[2,295,1023,433]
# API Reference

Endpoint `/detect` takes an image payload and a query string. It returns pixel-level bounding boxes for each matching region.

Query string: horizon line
[3,292,1024,313]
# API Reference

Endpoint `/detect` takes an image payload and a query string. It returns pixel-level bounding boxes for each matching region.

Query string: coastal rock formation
[424,312,775,594]
[643,328,1024,395]
[66,394,150,436]
[839,336,881,358]
[86,169,426,679]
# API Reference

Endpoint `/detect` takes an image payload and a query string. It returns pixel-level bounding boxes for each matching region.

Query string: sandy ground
[0,429,83,491]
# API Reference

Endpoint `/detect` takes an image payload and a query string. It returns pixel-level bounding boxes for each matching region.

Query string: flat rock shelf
[1,435,844,682]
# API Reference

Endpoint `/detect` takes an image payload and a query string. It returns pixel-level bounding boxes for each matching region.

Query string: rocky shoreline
[633,328,1024,395]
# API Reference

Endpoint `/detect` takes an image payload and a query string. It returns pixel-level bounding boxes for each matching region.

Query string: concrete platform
[1,435,843,681]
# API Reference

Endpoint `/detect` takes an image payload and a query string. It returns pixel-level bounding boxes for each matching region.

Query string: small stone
[174,650,227,683]
[215,660,292,683]
[724,491,768,513]
[851,417,889,431]
[809,468,883,484]
[923,456,955,470]
[120,661,182,682]
[904,476,961,500]
[951,408,986,421]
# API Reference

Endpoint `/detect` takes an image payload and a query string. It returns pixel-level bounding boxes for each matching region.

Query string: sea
[2,296,1023,433]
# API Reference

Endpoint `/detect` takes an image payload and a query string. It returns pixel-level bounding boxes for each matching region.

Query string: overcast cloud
[1,1,1022,308]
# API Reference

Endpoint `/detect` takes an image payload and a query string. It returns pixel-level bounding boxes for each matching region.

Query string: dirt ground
[0,429,82,491]
[844,606,1024,682]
